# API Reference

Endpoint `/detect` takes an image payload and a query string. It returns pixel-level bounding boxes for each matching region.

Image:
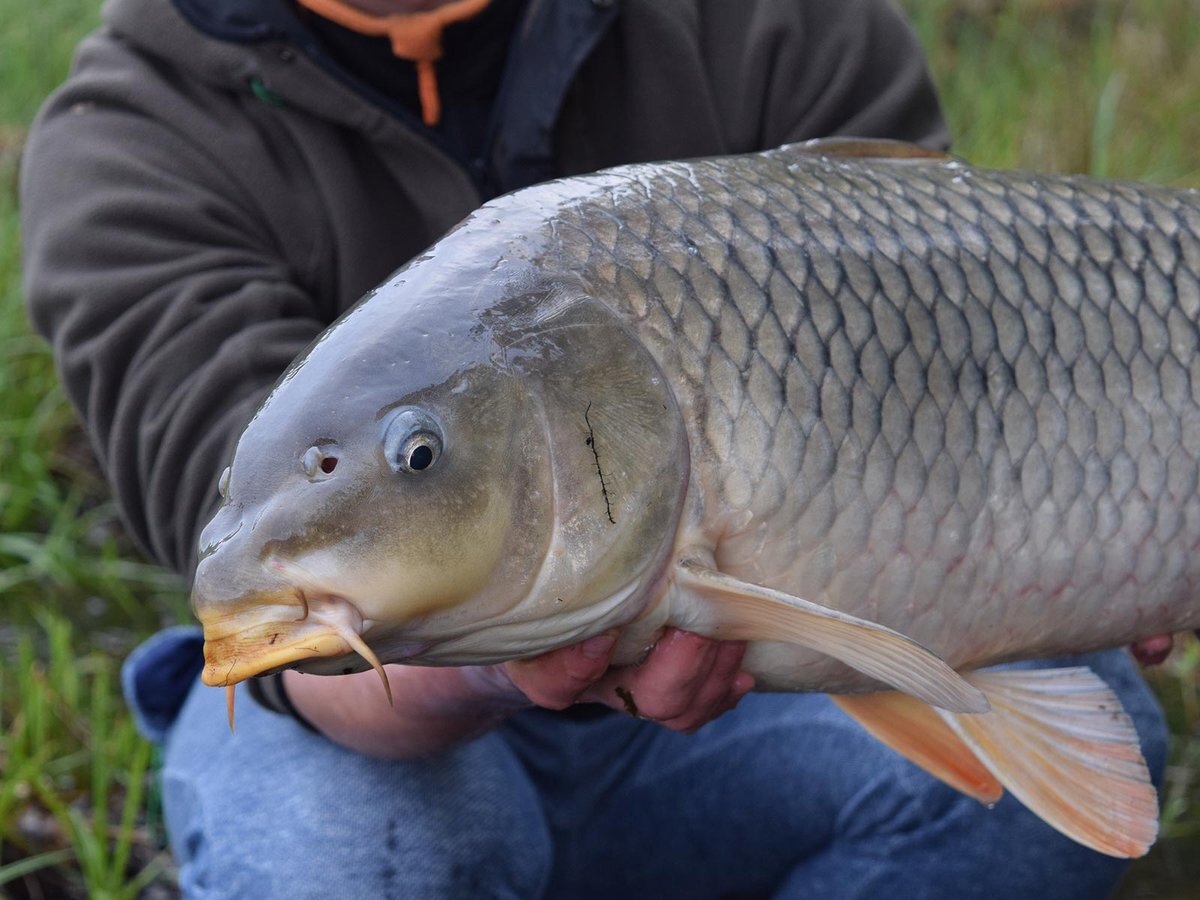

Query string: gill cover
[427,287,691,652]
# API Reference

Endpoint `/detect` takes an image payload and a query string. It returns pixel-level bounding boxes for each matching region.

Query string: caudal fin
[835,667,1158,857]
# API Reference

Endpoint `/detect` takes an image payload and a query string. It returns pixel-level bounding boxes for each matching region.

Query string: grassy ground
[1,1,188,895]
[1,0,1198,896]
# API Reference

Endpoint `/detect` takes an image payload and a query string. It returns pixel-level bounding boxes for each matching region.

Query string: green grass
[0,0,1198,896]
[905,0,1200,185]
[0,615,170,898]
[0,0,190,629]
[1,1,186,895]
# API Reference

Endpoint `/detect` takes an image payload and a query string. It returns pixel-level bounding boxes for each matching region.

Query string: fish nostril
[303,446,339,478]
[199,521,244,561]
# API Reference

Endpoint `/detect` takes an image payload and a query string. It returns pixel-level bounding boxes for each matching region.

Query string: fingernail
[733,673,755,695]
[582,631,618,659]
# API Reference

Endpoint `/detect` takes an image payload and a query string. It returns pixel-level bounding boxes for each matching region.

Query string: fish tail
[837,666,1158,858]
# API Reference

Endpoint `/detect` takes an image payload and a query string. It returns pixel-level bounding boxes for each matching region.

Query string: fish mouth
[199,592,387,694]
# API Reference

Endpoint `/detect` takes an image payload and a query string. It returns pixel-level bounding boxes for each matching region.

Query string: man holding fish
[22,0,1178,896]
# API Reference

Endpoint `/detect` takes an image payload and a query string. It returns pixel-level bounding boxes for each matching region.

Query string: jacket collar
[149,0,618,195]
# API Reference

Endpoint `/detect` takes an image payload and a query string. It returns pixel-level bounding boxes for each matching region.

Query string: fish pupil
[409,444,434,471]
[320,456,338,474]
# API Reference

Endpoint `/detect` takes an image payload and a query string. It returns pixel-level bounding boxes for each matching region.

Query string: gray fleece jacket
[21,0,948,576]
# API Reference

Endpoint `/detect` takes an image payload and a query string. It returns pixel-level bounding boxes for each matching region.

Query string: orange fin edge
[833,692,1003,805]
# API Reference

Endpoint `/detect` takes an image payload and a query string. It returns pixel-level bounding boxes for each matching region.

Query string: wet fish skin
[537,146,1200,690]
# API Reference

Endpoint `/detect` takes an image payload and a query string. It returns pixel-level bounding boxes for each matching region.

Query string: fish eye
[218,466,231,499]
[302,446,339,479]
[382,407,443,475]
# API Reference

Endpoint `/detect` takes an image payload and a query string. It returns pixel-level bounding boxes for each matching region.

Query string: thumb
[504,630,620,710]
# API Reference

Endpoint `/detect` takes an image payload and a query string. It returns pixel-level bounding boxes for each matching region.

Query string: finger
[710,638,749,681]
[506,630,618,709]
[651,639,747,726]
[583,631,745,724]
[1130,634,1173,666]
[615,629,722,721]
[661,672,755,734]
[661,642,748,727]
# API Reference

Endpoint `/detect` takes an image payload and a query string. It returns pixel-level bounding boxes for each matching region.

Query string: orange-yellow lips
[197,593,394,706]
[201,627,354,687]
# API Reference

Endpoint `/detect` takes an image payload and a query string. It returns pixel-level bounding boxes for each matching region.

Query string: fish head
[193,350,542,685]
[193,249,688,688]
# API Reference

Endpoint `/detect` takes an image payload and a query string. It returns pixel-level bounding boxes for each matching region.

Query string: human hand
[281,628,753,757]
[1130,633,1175,666]
[498,628,754,733]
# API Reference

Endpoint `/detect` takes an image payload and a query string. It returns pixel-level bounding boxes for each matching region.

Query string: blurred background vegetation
[0,0,1198,896]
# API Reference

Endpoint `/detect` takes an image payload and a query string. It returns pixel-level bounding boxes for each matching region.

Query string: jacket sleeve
[758,0,945,150]
[720,0,951,151]
[556,0,949,176]
[21,33,328,576]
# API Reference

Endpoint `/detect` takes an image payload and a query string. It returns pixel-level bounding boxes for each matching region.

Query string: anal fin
[674,559,987,714]
[940,667,1158,858]
[833,693,1002,805]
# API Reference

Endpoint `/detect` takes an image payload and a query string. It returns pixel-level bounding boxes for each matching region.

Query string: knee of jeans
[121,627,205,743]
[162,728,552,898]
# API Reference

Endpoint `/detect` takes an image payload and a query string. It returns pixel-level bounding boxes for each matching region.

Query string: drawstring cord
[295,0,493,126]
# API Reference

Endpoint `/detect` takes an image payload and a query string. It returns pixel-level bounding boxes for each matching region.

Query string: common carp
[192,139,1200,858]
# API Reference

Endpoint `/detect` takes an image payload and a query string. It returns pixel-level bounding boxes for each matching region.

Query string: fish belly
[551,146,1200,690]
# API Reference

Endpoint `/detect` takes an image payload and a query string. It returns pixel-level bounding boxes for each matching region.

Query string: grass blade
[0,848,76,887]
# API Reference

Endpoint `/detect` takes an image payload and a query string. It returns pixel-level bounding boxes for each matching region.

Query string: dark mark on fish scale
[584,402,616,524]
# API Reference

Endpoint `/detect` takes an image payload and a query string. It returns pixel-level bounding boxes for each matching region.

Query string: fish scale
[536,147,1200,687]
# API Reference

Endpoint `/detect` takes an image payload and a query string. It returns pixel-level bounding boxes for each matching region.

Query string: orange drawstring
[295,0,493,126]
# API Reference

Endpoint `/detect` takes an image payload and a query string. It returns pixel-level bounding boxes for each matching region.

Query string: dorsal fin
[788,137,955,163]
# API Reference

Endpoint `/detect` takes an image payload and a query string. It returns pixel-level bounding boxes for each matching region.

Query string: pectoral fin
[939,667,1158,859]
[833,693,1003,804]
[674,560,988,714]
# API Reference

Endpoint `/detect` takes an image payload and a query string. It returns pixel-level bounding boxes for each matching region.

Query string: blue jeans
[124,629,1166,899]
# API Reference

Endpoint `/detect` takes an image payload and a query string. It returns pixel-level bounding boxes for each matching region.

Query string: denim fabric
[125,632,1166,899]
[121,626,205,743]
